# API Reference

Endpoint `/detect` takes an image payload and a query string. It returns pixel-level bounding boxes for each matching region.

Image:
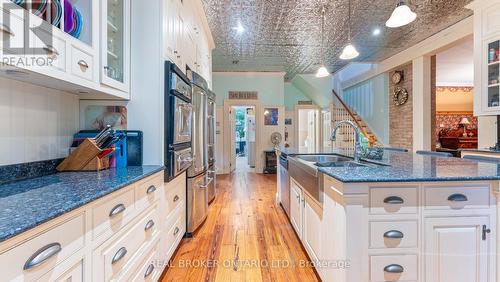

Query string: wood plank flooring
[161,172,319,282]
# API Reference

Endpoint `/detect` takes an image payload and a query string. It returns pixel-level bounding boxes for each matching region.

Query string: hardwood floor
[161,172,319,282]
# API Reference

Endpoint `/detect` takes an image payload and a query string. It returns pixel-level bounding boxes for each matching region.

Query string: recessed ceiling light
[233,22,245,34]
[372,28,381,36]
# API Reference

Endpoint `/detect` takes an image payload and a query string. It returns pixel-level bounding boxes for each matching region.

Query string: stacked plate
[9,0,81,39]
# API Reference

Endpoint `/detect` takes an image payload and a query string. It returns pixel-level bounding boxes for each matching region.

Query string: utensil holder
[57,138,109,172]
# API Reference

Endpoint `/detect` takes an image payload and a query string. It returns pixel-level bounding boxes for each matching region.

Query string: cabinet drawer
[31,28,66,72]
[424,185,490,210]
[369,255,418,282]
[92,188,136,239]
[370,187,418,215]
[0,8,25,55]
[0,214,85,281]
[98,205,159,281]
[164,204,186,257]
[130,240,161,282]
[135,173,163,213]
[369,221,418,249]
[71,45,94,81]
[164,173,186,216]
[38,258,84,282]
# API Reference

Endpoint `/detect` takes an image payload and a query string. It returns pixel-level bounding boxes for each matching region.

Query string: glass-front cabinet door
[487,39,500,109]
[101,0,130,91]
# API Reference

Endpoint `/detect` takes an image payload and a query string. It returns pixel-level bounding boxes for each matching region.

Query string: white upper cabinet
[163,0,213,84]
[100,0,130,92]
[0,0,130,99]
[469,0,500,115]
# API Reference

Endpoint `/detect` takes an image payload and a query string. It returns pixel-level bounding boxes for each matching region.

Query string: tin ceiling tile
[203,0,473,80]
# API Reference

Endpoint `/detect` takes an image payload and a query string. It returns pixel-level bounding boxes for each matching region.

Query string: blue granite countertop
[315,151,500,183]
[0,166,164,242]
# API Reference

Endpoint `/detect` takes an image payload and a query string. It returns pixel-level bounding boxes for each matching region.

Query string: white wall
[0,77,79,165]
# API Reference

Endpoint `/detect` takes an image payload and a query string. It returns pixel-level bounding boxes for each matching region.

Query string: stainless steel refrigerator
[186,70,211,235]
[207,90,217,203]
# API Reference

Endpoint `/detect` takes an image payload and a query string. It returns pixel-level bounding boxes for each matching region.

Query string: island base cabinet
[424,217,492,282]
[303,194,322,263]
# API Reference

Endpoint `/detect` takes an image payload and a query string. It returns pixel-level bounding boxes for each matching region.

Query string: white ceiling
[436,38,474,86]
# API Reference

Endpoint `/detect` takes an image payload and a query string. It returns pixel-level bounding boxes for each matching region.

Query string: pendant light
[316,6,329,78]
[339,0,359,60]
[385,0,417,28]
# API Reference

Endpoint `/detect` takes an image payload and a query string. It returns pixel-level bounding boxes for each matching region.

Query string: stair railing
[331,89,377,146]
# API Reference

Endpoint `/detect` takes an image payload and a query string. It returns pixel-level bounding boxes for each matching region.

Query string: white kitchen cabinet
[468,0,500,115]
[100,0,130,92]
[303,193,322,263]
[290,180,303,239]
[424,217,492,282]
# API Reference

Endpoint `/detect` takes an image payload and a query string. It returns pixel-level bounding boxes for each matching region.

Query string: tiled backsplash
[0,77,79,166]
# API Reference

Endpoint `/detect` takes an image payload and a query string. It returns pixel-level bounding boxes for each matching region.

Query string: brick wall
[389,63,413,150]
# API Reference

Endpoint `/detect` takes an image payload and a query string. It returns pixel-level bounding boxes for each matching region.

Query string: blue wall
[284,83,310,111]
[343,74,389,144]
[212,73,285,106]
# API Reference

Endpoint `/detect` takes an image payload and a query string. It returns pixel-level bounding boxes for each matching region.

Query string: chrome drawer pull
[144,264,155,278]
[144,219,155,231]
[447,193,468,202]
[173,195,180,202]
[173,227,180,236]
[384,264,404,273]
[23,242,62,270]
[383,196,404,204]
[43,45,59,56]
[146,185,157,194]
[111,247,127,264]
[383,230,404,239]
[77,60,89,69]
[0,24,14,36]
[109,203,126,217]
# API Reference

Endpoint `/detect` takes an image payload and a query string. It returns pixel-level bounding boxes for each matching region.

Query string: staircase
[331,90,379,152]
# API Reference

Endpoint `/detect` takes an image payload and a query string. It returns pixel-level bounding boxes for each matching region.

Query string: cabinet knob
[111,247,127,264]
[173,227,180,236]
[43,45,59,57]
[109,203,126,217]
[447,193,468,202]
[147,185,157,194]
[383,230,404,239]
[23,243,62,270]
[78,60,89,69]
[144,219,155,231]
[0,24,15,36]
[383,196,404,204]
[173,195,180,202]
[144,264,155,278]
[384,264,404,273]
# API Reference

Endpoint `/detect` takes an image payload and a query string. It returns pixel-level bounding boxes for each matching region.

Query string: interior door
[307,110,317,152]
[424,216,491,282]
[229,108,236,173]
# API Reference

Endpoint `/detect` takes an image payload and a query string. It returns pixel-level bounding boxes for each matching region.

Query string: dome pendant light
[386,0,417,28]
[340,0,359,60]
[316,6,330,78]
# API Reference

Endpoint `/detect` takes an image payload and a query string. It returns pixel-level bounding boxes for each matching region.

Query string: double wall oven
[165,61,193,182]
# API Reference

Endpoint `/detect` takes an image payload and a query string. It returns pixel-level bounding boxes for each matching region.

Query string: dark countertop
[0,166,164,243]
[278,147,500,183]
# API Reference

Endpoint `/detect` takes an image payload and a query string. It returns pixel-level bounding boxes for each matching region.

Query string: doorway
[296,106,320,153]
[434,37,477,154]
[231,106,256,173]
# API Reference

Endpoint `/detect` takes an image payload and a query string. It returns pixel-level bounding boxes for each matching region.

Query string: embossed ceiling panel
[202,0,473,80]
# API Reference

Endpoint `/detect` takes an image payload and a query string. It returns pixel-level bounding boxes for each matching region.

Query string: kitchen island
[276,147,499,282]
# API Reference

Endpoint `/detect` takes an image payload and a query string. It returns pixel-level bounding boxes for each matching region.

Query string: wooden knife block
[57,139,110,172]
